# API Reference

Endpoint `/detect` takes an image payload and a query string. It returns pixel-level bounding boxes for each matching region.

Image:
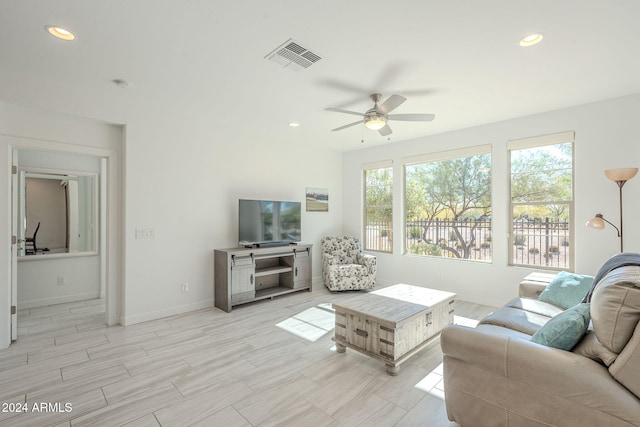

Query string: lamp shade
[586,215,606,230]
[604,168,638,182]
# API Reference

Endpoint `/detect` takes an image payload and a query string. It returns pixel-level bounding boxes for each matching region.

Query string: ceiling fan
[327,93,435,136]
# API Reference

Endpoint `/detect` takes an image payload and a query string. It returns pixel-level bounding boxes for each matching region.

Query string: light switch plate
[135,228,156,239]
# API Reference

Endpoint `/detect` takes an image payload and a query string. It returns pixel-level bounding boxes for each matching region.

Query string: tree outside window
[364,166,393,253]
[404,151,492,261]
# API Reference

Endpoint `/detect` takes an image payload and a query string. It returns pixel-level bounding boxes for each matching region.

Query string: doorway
[9,144,122,341]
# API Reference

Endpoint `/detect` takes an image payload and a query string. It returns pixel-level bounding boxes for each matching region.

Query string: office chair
[25,221,40,254]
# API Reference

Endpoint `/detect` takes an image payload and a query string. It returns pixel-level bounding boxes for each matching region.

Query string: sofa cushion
[531,303,591,350]
[572,330,618,366]
[609,321,640,399]
[505,297,565,318]
[538,271,593,309]
[479,306,551,335]
[475,324,533,341]
[591,266,640,353]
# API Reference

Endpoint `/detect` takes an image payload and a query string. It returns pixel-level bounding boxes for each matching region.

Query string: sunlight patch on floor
[453,315,480,327]
[276,304,335,342]
[415,362,446,400]
[413,315,483,400]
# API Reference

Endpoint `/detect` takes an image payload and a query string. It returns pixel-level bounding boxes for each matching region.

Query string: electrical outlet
[57,276,67,286]
[181,283,189,293]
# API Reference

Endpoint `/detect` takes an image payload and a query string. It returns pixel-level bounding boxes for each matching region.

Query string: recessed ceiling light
[520,33,543,47]
[45,25,76,41]
[289,122,300,127]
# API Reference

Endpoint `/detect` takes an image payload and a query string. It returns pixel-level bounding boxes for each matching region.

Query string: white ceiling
[1,1,639,152]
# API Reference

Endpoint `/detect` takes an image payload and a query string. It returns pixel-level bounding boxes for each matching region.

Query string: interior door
[10,148,19,340]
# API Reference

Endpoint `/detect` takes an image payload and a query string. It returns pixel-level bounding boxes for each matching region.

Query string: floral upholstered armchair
[321,236,377,291]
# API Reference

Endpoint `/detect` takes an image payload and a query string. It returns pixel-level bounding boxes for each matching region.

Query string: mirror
[18,171,98,257]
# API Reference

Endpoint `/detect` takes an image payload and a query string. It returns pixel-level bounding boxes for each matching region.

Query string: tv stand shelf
[255,265,292,277]
[214,244,312,312]
[255,286,295,299]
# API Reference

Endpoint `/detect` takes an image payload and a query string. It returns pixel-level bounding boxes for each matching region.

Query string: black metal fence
[365,221,393,253]
[512,217,570,269]
[405,218,493,262]
[365,217,570,268]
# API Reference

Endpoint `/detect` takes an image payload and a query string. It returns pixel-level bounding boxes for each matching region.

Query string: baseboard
[19,292,101,309]
[121,298,213,326]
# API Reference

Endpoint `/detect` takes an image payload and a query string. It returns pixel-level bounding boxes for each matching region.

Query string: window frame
[402,145,493,262]
[507,131,575,271]
[362,161,394,254]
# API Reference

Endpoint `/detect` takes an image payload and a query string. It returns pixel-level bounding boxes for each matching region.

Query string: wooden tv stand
[214,244,312,312]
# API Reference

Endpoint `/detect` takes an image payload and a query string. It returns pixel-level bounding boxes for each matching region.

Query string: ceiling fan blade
[331,120,363,131]
[320,79,371,95]
[395,88,438,97]
[326,107,364,117]
[378,124,393,136]
[387,113,435,122]
[373,64,404,91]
[379,95,407,114]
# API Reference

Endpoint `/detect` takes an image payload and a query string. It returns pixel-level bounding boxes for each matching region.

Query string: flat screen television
[238,199,301,247]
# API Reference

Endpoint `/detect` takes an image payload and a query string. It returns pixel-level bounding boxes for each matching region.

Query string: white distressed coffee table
[332,284,456,375]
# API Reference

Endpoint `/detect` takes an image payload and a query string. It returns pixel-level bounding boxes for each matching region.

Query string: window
[363,163,393,253]
[508,132,574,270]
[404,147,492,262]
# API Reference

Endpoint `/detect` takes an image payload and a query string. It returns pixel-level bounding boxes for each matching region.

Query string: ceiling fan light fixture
[365,118,386,130]
[364,111,387,130]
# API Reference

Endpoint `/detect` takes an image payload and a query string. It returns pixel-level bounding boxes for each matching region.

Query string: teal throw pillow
[531,303,591,350]
[538,271,594,309]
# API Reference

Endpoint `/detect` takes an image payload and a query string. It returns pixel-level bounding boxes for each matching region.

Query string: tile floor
[1,285,495,426]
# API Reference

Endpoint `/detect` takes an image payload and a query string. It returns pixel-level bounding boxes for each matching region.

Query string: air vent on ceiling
[265,39,322,72]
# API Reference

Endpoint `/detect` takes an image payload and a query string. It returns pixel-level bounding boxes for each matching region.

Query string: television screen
[239,199,301,246]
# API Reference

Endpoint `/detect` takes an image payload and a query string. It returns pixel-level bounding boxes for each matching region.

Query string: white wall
[121,108,343,324]
[17,256,101,308]
[342,94,640,307]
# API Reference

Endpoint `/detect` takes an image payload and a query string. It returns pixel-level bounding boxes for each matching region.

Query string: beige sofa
[441,267,640,427]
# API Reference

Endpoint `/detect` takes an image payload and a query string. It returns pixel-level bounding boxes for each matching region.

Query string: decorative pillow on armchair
[538,271,594,309]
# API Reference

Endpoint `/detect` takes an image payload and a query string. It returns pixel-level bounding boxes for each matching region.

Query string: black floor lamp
[586,167,638,252]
